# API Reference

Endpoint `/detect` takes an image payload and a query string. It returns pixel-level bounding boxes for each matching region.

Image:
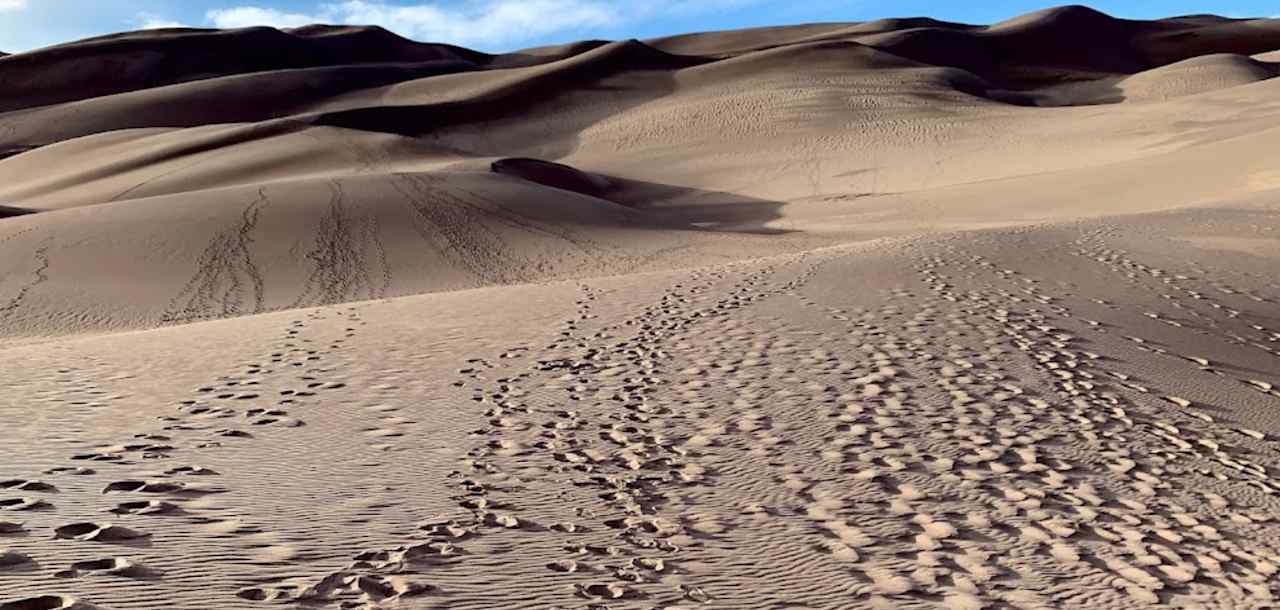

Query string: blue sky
[0,1,1275,54]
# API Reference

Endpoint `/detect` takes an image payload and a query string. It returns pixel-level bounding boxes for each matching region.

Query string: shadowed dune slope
[0,62,480,150]
[490,158,614,198]
[674,40,929,83]
[0,25,492,112]
[860,7,1280,85]
[307,40,707,137]
[646,18,978,56]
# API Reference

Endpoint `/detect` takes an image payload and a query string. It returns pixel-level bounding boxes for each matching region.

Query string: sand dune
[0,25,489,112]
[0,63,478,151]
[0,163,772,336]
[1,8,1278,334]
[4,5,1280,610]
[1117,53,1278,102]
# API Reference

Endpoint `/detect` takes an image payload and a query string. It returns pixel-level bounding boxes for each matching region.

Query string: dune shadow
[0,146,37,161]
[311,41,710,165]
[482,161,792,236]
[0,204,34,218]
[602,176,792,235]
[985,77,1126,107]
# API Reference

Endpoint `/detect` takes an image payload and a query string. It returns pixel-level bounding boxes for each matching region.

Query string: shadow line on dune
[601,177,793,236]
[0,205,34,218]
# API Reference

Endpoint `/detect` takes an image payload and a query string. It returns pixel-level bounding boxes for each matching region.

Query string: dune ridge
[0,25,489,112]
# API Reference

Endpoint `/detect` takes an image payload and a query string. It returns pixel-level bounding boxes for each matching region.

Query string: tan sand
[2,6,1280,609]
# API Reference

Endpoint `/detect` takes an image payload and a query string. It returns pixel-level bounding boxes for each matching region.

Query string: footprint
[58,557,154,579]
[163,466,219,476]
[0,521,24,533]
[0,498,50,511]
[102,480,214,495]
[107,500,180,516]
[0,596,98,610]
[0,481,58,493]
[0,550,33,569]
[69,453,122,462]
[632,557,667,572]
[53,522,149,543]
[547,559,579,572]
[43,468,94,476]
[402,542,457,563]
[355,575,434,600]
[576,582,636,600]
[681,585,712,603]
[235,589,289,602]
[419,521,478,540]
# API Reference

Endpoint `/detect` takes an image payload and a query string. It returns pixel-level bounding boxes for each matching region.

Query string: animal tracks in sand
[6,222,1280,609]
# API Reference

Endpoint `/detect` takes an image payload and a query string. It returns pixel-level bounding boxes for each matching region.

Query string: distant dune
[1117,53,1278,102]
[0,5,1278,337]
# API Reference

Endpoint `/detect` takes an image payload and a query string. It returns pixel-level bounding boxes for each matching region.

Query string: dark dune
[491,158,613,198]
[0,146,36,161]
[857,28,1002,80]
[1164,14,1251,24]
[646,18,978,57]
[0,25,492,112]
[676,39,933,87]
[310,40,707,137]
[499,40,615,66]
[648,23,857,56]
[981,5,1150,75]
[1139,18,1280,65]
[845,17,979,34]
[0,61,479,150]
[860,5,1280,85]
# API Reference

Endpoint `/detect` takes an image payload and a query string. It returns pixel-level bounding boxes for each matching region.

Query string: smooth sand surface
[3,6,1280,610]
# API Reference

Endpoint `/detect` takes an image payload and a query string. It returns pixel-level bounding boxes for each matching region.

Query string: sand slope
[5,213,1280,610]
[1117,53,1278,102]
[4,10,1280,607]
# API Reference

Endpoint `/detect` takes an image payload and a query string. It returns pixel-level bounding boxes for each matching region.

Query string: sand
[3,5,1280,609]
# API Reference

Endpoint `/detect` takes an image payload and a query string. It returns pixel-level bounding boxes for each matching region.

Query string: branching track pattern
[391,171,623,285]
[291,179,391,308]
[162,189,270,323]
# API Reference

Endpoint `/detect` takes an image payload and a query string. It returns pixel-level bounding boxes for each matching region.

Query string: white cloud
[0,0,28,12]
[206,6,322,29]
[137,12,192,29]
[196,0,760,47]
[326,0,618,45]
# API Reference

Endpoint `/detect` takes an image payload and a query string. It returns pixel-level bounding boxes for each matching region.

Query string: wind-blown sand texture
[3,5,1280,609]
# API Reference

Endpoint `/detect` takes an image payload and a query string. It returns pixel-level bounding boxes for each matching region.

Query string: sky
[0,0,1276,54]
